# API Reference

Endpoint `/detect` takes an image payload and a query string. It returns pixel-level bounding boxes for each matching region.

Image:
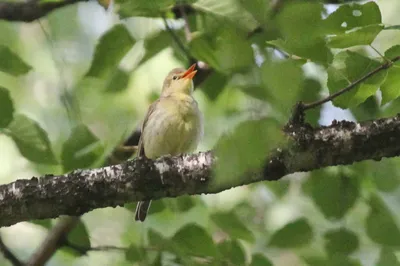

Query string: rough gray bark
[1,115,400,227]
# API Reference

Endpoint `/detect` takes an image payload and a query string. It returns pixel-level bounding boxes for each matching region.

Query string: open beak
[181,63,197,80]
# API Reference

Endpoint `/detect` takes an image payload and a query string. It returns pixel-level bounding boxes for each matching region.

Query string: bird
[135,63,203,221]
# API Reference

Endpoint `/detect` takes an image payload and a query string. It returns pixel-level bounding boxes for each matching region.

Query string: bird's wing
[137,99,160,158]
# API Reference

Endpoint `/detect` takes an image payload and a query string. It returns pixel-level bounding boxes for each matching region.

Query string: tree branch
[2,115,400,227]
[26,216,79,266]
[302,56,400,111]
[0,0,88,22]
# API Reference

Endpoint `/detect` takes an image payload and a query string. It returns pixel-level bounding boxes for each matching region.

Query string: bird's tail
[135,200,152,222]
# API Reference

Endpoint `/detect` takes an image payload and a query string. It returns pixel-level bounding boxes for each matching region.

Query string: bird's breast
[142,96,203,159]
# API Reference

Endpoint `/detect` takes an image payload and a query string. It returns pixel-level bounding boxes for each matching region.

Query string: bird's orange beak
[181,64,197,80]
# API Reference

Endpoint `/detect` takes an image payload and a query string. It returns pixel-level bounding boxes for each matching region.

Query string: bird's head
[161,64,197,96]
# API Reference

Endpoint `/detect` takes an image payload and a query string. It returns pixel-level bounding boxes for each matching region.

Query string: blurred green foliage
[1,0,400,266]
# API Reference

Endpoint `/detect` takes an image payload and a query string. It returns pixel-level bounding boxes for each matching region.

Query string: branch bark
[0,0,87,22]
[1,115,400,227]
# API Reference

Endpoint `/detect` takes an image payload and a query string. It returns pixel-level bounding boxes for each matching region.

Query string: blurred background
[1,0,400,265]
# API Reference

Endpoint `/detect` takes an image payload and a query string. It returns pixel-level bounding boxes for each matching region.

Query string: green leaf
[30,219,52,229]
[272,2,332,64]
[304,256,361,266]
[261,59,304,115]
[67,220,91,250]
[189,28,254,73]
[148,229,168,248]
[240,0,271,26]
[193,0,258,32]
[61,124,103,172]
[384,45,400,59]
[125,244,144,262]
[199,71,228,101]
[327,51,386,108]
[139,30,172,66]
[229,67,269,101]
[250,253,273,266]
[380,46,400,104]
[40,0,64,3]
[7,115,57,164]
[175,196,196,212]
[214,119,282,189]
[151,254,162,266]
[266,180,290,198]
[327,24,384,49]
[211,211,255,242]
[323,2,382,34]
[328,256,361,266]
[172,224,217,257]
[104,68,131,93]
[124,202,137,212]
[189,33,219,70]
[0,87,14,128]
[217,240,245,265]
[0,45,31,76]
[277,2,324,43]
[147,200,167,215]
[350,96,380,121]
[322,2,383,48]
[115,0,174,18]
[303,257,327,266]
[86,24,135,78]
[377,248,400,266]
[369,160,400,192]
[324,228,359,256]
[269,218,313,248]
[366,194,400,247]
[309,170,359,220]
[301,78,322,125]
[268,38,333,65]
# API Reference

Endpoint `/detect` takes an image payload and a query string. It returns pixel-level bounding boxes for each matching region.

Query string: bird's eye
[172,75,178,80]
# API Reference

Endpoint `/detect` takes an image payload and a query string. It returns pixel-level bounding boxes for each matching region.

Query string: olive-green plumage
[135,64,203,221]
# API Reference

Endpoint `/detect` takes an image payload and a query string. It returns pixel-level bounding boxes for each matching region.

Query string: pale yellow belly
[142,101,202,159]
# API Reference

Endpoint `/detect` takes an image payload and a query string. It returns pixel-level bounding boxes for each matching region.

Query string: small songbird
[135,64,203,221]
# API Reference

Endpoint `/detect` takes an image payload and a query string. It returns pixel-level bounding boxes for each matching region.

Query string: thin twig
[302,56,400,111]
[89,245,127,252]
[370,45,390,62]
[161,13,214,89]
[64,240,127,254]
[38,20,82,126]
[0,235,23,266]
[26,216,79,266]
[161,15,192,61]
[179,5,192,42]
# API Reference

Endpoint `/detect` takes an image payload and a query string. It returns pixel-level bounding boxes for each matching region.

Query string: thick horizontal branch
[1,115,400,227]
[0,0,87,22]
